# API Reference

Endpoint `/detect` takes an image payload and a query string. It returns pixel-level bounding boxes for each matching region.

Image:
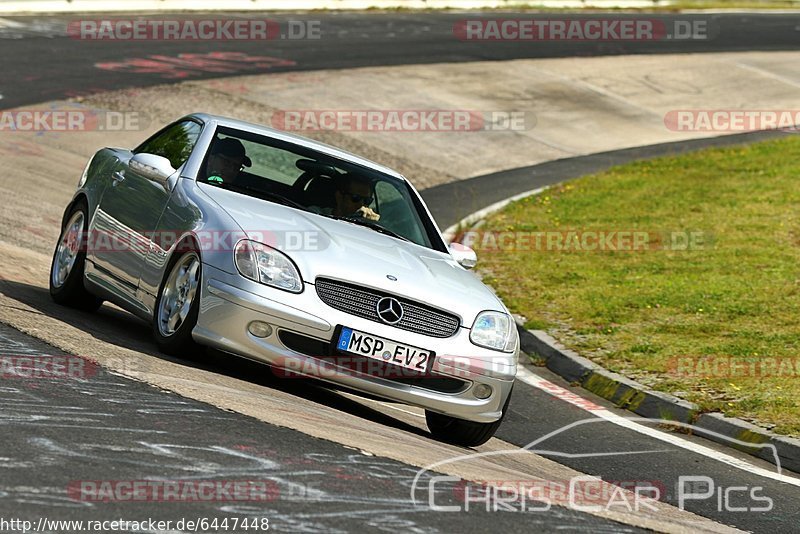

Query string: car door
[89,119,202,301]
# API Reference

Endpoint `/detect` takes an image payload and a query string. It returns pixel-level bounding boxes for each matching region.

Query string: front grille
[314,278,460,338]
[278,330,468,394]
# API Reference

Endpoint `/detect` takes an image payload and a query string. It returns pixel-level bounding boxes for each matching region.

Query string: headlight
[234,239,303,293]
[470,311,518,352]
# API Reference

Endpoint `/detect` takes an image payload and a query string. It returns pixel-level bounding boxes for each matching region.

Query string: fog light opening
[473,383,493,399]
[248,321,273,338]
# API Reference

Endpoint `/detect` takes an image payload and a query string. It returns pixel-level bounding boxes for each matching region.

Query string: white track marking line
[516,365,800,487]
[0,18,24,28]
[734,61,800,89]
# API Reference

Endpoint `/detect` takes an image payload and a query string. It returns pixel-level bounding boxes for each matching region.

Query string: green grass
[361,1,800,12]
[626,0,800,9]
[505,1,800,10]
[473,136,800,436]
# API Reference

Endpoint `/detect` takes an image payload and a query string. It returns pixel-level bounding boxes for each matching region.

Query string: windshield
[198,126,441,250]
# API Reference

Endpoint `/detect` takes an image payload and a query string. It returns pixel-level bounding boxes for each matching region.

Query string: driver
[205,138,252,184]
[332,174,380,221]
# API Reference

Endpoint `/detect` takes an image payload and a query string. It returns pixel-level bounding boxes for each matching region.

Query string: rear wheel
[49,201,103,312]
[426,389,512,447]
[153,249,202,356]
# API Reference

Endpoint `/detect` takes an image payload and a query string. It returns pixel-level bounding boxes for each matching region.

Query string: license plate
[336,327,433,372]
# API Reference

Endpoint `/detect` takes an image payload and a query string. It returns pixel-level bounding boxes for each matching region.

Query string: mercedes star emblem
[376,297,404,325]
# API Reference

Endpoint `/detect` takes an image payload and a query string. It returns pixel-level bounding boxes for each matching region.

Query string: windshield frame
[197,125,448,253]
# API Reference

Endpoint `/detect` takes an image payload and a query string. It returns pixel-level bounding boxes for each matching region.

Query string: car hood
[200,185,506,324]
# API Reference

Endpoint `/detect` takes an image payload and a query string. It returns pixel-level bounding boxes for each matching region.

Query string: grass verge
[363,1,800,12]
[471,135,800,436]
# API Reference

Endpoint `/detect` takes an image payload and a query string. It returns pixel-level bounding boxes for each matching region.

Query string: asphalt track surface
[0,12,800,110]
[0,11,799,534]
[0,322,640,533]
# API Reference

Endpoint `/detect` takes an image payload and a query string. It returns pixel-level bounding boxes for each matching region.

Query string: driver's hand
[355,206,380,221]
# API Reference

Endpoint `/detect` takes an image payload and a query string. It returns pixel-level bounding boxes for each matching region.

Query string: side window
[135,120,202,169]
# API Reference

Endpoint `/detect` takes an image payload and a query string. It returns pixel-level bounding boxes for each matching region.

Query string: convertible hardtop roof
[187,112,407,182]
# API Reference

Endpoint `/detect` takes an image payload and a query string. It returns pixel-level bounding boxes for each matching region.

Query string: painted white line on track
[516,365,800,487]
[734,62,800,89]
[0,17,23,28]
[440,159,800,486]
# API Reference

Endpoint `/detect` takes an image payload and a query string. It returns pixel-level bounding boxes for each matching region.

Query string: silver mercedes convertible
[49,113,518,446]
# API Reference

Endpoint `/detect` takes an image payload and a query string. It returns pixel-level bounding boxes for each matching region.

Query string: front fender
[136,177,244,314]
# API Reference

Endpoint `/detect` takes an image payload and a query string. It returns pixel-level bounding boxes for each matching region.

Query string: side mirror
[130,153,175,184]
[449,242,478,269]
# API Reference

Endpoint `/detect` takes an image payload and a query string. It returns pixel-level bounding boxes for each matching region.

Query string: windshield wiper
[209,181,308,211]
[250,190,308,211]
[330,215,411,242]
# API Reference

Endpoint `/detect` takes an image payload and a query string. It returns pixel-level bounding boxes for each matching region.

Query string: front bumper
[193,265,517,423]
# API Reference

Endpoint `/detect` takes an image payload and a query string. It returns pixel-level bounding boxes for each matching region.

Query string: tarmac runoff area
[0,50,799,532]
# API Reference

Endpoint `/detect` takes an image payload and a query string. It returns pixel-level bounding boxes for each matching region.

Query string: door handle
[112,171,125,184]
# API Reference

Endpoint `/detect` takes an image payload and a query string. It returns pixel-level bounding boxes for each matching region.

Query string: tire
[49,201,103,312]
[425,388,513,447]
[153,248,202,356]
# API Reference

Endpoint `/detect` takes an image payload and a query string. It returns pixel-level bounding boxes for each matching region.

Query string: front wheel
[426,390,512,447]
[153,249,202,356]
[49,202,103,312]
